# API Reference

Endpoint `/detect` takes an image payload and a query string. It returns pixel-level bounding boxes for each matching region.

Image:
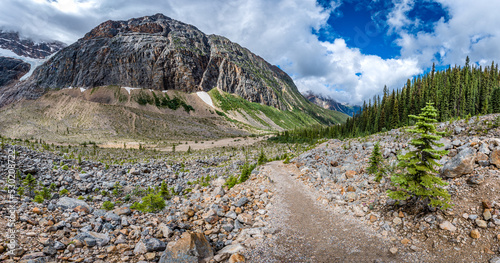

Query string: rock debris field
[1,114,500,262]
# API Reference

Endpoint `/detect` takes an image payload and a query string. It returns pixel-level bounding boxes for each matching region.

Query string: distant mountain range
[0,14,348,142]
[303,91,361,117]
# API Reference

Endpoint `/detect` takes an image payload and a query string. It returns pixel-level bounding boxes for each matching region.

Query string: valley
[1,113,500,263]
[0,11,500,263]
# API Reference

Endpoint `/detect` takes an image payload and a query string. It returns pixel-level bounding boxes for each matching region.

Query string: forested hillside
[273,57,500,143]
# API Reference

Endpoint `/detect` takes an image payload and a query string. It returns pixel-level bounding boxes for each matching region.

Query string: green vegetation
[36,187,52,200]
[239,162,256,183]
[209,89,347,130]
[59,188,69,196]
[102,201,115,211]
[257,149,267,165]
[131,193,166,213]
[159,181,171,199]
[225,161,257,189]
[367,142,385,182]
[33,195,44,203]
[387,103,451,210]
[112,181,123,197]
[271,58,500,142]
[135,90,194,112]
[17,187,25,196]
[22,173,37,197]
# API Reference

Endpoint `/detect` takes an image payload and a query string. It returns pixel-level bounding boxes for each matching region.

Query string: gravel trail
[247,161,404,263]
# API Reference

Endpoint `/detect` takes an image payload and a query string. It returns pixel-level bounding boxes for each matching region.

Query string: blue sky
[316,0,448,60]
[0,0,499,105]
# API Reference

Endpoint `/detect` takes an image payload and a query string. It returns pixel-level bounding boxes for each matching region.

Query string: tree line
[271,57,500,143]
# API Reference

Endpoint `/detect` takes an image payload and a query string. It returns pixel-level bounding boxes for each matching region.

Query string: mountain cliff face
[7,14,308,112]
[304,91,361,117]
[0,57,30,86]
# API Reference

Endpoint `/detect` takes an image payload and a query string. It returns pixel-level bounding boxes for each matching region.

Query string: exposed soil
[247,161,414,262]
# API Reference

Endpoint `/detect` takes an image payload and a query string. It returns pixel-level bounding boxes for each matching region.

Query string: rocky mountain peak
[81,14,190,40]
[3,14,313,112]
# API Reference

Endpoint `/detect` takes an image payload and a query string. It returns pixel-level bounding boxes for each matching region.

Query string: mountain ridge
[303,90,361,117]
[3,14,315,113]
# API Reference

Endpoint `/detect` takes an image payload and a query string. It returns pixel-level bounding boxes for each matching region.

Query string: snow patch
[80,87,86,93]
[123,87,140,94]
[197,91,214,108]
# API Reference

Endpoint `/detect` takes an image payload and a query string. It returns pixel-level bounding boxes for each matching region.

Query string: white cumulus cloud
[1,0,498,105]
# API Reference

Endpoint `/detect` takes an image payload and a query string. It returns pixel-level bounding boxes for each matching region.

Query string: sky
[1,0,499,105]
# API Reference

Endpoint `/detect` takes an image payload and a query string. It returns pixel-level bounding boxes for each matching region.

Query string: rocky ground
[1,114,500,262]
[282,114,500,263]
[0,140,288,263]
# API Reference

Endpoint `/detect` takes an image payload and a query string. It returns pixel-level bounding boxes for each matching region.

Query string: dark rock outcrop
[5,14,308,110]
[0,56,30,86]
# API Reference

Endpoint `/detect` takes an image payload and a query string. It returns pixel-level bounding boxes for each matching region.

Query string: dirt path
[247,161,406,263]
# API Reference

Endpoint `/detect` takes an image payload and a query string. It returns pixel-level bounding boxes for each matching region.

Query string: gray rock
[105,211,121,222]
[84,238,97,247]
[134,240,147,255]
[467,174,484,185]
[42,245,57,256]
[53,241,66,250]
[222,223,234,232]
[454,127,464,135]
[56,197,92,212]
[234,197,249,207]
[441,147,476,178]
[158,223,172,238]
[490,257,500,263]
[7,15,304,111]
[438,138,452,151]
[74,231,110,247]
[225,211,237,219]
[476,219,488,228]
[479,143,491,155]
[0,57,30,87]
[144,238,166,252]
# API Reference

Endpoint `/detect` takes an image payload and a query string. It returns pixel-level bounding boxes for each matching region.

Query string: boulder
[441,147,476,178]
[159,232,214,263]
[56,197,92,212]
[490,150,500,168]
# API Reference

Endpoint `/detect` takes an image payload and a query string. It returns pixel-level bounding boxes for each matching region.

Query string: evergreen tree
[367,142,385,182]
[387,103,451,209]
[23,173,37,198]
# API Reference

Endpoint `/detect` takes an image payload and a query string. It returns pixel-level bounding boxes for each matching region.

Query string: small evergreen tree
[159,181,171,200]
[131,193,166,213]
[388,102,451,209]
[367,142,385,182]
[23,173,37,198]
[257,149,267,165]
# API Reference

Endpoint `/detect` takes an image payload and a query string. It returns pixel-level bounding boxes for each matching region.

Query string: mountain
[0,30,66,59]
[303,91,361,117]
[0,14,348,142]
[7,14,318,111]
[0,30,66,87]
